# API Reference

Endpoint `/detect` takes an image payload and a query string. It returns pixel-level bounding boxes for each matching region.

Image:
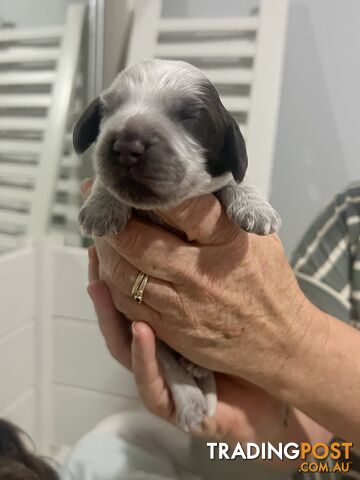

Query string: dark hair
[0,419,58,480]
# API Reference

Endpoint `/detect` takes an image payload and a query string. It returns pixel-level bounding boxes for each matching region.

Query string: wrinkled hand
[83,194,306,390]
[82,179,334,449]
[87,245,288,444]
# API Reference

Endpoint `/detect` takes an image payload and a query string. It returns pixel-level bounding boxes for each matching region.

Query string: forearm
[284,407,332,448]
[266,300,360,444]
[261,408,332,471]
[280,408,332,468]
[222,403,331,471]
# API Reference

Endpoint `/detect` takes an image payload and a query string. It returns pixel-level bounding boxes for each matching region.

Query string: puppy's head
[0,419,58,480]
[74,59,247,209]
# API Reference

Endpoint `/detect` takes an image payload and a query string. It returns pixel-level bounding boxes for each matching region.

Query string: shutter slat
[0,26,63,42]
[57,178,79,194]
[0,210,28,227]
[159,17,258,34]
[0,117,46,131]
[61,155,78,169]
[0,233,24,248]
[0,163,36,177]
[0,140,42,155]
[0,48,59,64]
[202,68,252,85]
[0,71,56,86]
[0,186,32,202]
[221,95,249,113]
[53,203,79,219]
[0,94,51,108]
[155,40,256,59]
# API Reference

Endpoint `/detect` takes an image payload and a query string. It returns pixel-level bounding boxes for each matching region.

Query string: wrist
[264,297,360,442]
[258,293,323,399]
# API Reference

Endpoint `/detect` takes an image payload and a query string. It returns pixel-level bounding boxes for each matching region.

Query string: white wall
[52,247,141,447]
[163,0,360,253]
[0,245,142,451]
[270,0,360,253]
[0,249,38,444]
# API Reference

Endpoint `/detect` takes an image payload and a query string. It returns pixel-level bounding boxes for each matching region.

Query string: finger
[132,322,173,420]
[80,178,94,200]
[155,194,241,245]
[96,238,179,313]
[103,274,160,325]
[87,279,132,369]
[105,218,198,284]
[88,245,99,283]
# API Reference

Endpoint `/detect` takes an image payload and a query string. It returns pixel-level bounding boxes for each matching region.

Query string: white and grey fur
[73,59,281,432]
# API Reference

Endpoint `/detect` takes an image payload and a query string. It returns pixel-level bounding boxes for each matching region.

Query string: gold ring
[131,272,149,304]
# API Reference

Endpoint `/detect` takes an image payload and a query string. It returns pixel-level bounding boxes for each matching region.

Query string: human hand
[82,179,336,446]
[87,245,291,445]
[89,193,308,391]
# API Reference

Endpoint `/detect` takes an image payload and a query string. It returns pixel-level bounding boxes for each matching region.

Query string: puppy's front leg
[179,358,217,417]
[156,340,208,432]
[216,179,281,235]
[79,180,131,237]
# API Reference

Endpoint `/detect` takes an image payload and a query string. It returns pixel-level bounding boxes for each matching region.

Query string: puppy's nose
[112,139,146,167]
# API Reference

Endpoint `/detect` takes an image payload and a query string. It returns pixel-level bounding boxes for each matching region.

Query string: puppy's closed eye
[179,114,198,124]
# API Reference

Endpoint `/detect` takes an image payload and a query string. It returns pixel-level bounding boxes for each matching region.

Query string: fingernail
[80,179,90,192]
[80,178,93,198]
[132,321,139,338]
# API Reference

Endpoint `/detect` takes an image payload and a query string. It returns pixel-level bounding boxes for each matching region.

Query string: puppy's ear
[73,97,101,154]
[222,114,248,183]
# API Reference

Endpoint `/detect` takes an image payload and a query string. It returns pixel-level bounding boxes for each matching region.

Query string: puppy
[0,419,58,480]
[73,59,281,431]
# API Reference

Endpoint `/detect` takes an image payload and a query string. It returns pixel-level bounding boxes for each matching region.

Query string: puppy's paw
[78,203,129,237]
[173,383,207,432]
[179,357,210,379]
[178,358,217,418]
[197,373,217,418]
[235,203,281,235]
[217,182,281,236]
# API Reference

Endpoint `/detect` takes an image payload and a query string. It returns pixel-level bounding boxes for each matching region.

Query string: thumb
[131,322,173,419]
[156,194,242,245]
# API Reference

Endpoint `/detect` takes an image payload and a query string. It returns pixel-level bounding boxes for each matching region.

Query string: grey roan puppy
[73,59,281,431]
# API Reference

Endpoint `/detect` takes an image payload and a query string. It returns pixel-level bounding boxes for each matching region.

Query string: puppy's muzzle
[112,137,146,168]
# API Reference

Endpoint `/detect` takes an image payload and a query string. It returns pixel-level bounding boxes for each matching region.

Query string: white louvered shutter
[127,0,288,199]
[0,5,86,254]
